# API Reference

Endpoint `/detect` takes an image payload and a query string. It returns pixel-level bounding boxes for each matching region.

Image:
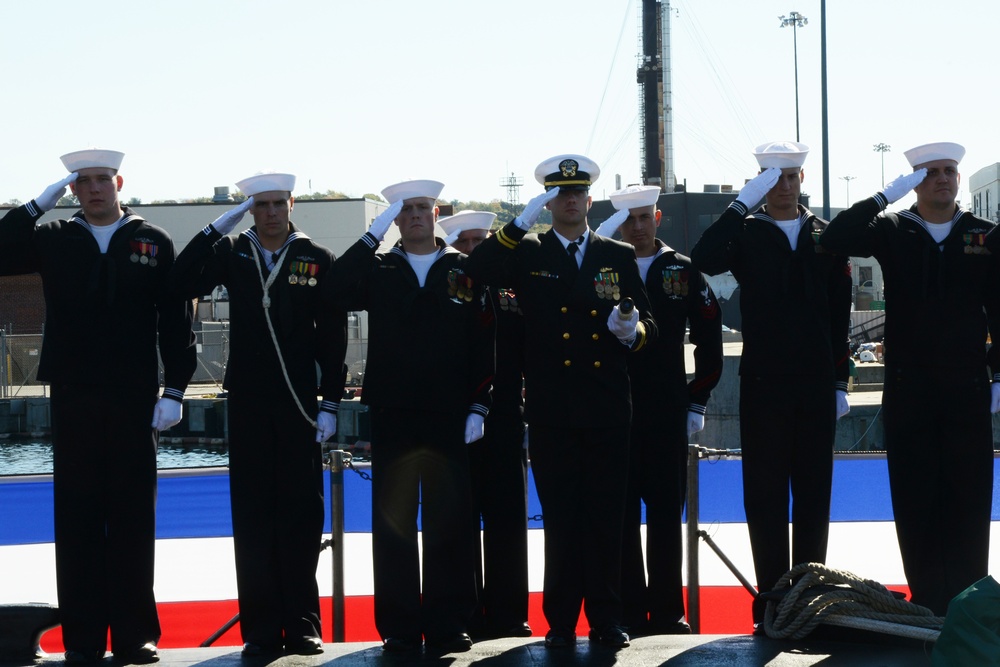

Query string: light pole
[873,143,891,188]
[839,175,856,207]
[779,11,808,142]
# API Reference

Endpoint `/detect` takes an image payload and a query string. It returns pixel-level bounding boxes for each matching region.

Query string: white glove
[515,188,560,230]
[464,413,485,444]
[736,167,781,208]
[35,173,78,212]
[315,411,337,443]
[835,390,850,420]
[991,383,1000,414]
[687,411,705,437]
[211,196,254,235]
[595,208,629,238]
[152,397,183,431]
[606,303,639,345]
[368,199,404,241]
[882,169,928,204]
[444,232,459,246]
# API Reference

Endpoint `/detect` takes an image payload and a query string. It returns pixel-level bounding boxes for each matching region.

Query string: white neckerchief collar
[899,207,964,245]
[244,228,306,271]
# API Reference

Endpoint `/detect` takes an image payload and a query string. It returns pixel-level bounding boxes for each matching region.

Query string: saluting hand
[315,411,337,443]
[881,169,928,204]
[595,208,629,238]
[735,167,781,208]
[515,188,560,230]
[211,196,254,235]
[35,173,78,212]
[464,413,485,444]
[368,200,404,242]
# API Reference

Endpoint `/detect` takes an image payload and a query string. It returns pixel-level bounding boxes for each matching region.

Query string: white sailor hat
[903,142,965,168]
[438,210,496,237]
[753,141,809,169]
[609,185,661,211]
[534,154,600,190]
[235,172,296,196]
[60,148,125,172]
[380,179,445,204]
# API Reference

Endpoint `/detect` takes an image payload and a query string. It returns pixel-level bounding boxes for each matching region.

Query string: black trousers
[369,407,477,642]
[882,366,993,616]
[468,413,529,633]
[620,403,688,631]
[528,424,630,634]
[51,384,159,653]
[228,392,324,646]
[739,375,835,624]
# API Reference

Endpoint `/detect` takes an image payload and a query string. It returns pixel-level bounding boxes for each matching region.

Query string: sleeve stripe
[161,387,185,401]
[497,227,519,250]
[728,200,749,216]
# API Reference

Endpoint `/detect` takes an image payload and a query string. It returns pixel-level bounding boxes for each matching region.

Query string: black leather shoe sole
[425,633,472,653]
[544,631,576,648]
[497,623,533,638]
[285,637,323,655]
[240,643,282,658]
[381,637,421,653]
[588,627,630,648]
[113,643,159,664]
[64,650,105,665]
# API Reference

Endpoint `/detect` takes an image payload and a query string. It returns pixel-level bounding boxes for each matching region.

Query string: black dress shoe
[285,637,323,655]
[64,650,105,665]
[240,643,282,657]
[425,633,472,653]
[113,643,159,664]
[543,630,576,648]
[381,637,421,653]
[647,619,692,635]
[588,625,630,648]
[497,622,532,638]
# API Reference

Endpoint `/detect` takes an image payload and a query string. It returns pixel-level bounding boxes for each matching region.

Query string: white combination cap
[609,185,661,211]
[438,210,496,237]
[753,141,809,169]
[903,142,965,168]
[534,154,600,190]
[235,172,296,196]
[380,179,445,204]
[60,148,125,172]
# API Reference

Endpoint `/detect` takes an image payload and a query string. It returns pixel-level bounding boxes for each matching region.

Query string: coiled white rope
[764,562,945,642]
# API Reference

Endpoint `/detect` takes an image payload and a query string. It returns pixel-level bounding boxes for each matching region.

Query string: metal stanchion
[685,445,758,635]
[685,443,701,633]
[326,448,349,642]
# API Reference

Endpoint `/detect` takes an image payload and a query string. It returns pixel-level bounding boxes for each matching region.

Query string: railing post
[1,330,7,399]
[685,443,701,633]
[327,448,348,642]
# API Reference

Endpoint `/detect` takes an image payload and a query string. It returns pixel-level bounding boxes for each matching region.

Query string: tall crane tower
[637,0,675,192]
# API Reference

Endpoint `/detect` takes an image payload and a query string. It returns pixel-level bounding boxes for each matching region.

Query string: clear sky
[1,0,993,212]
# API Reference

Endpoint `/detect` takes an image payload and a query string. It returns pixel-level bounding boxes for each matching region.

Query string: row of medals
[595,282,621,300]
[289,274,318,286]
[130,253,157,266]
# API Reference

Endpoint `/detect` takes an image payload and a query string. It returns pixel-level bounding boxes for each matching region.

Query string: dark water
[0,438,229,475]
